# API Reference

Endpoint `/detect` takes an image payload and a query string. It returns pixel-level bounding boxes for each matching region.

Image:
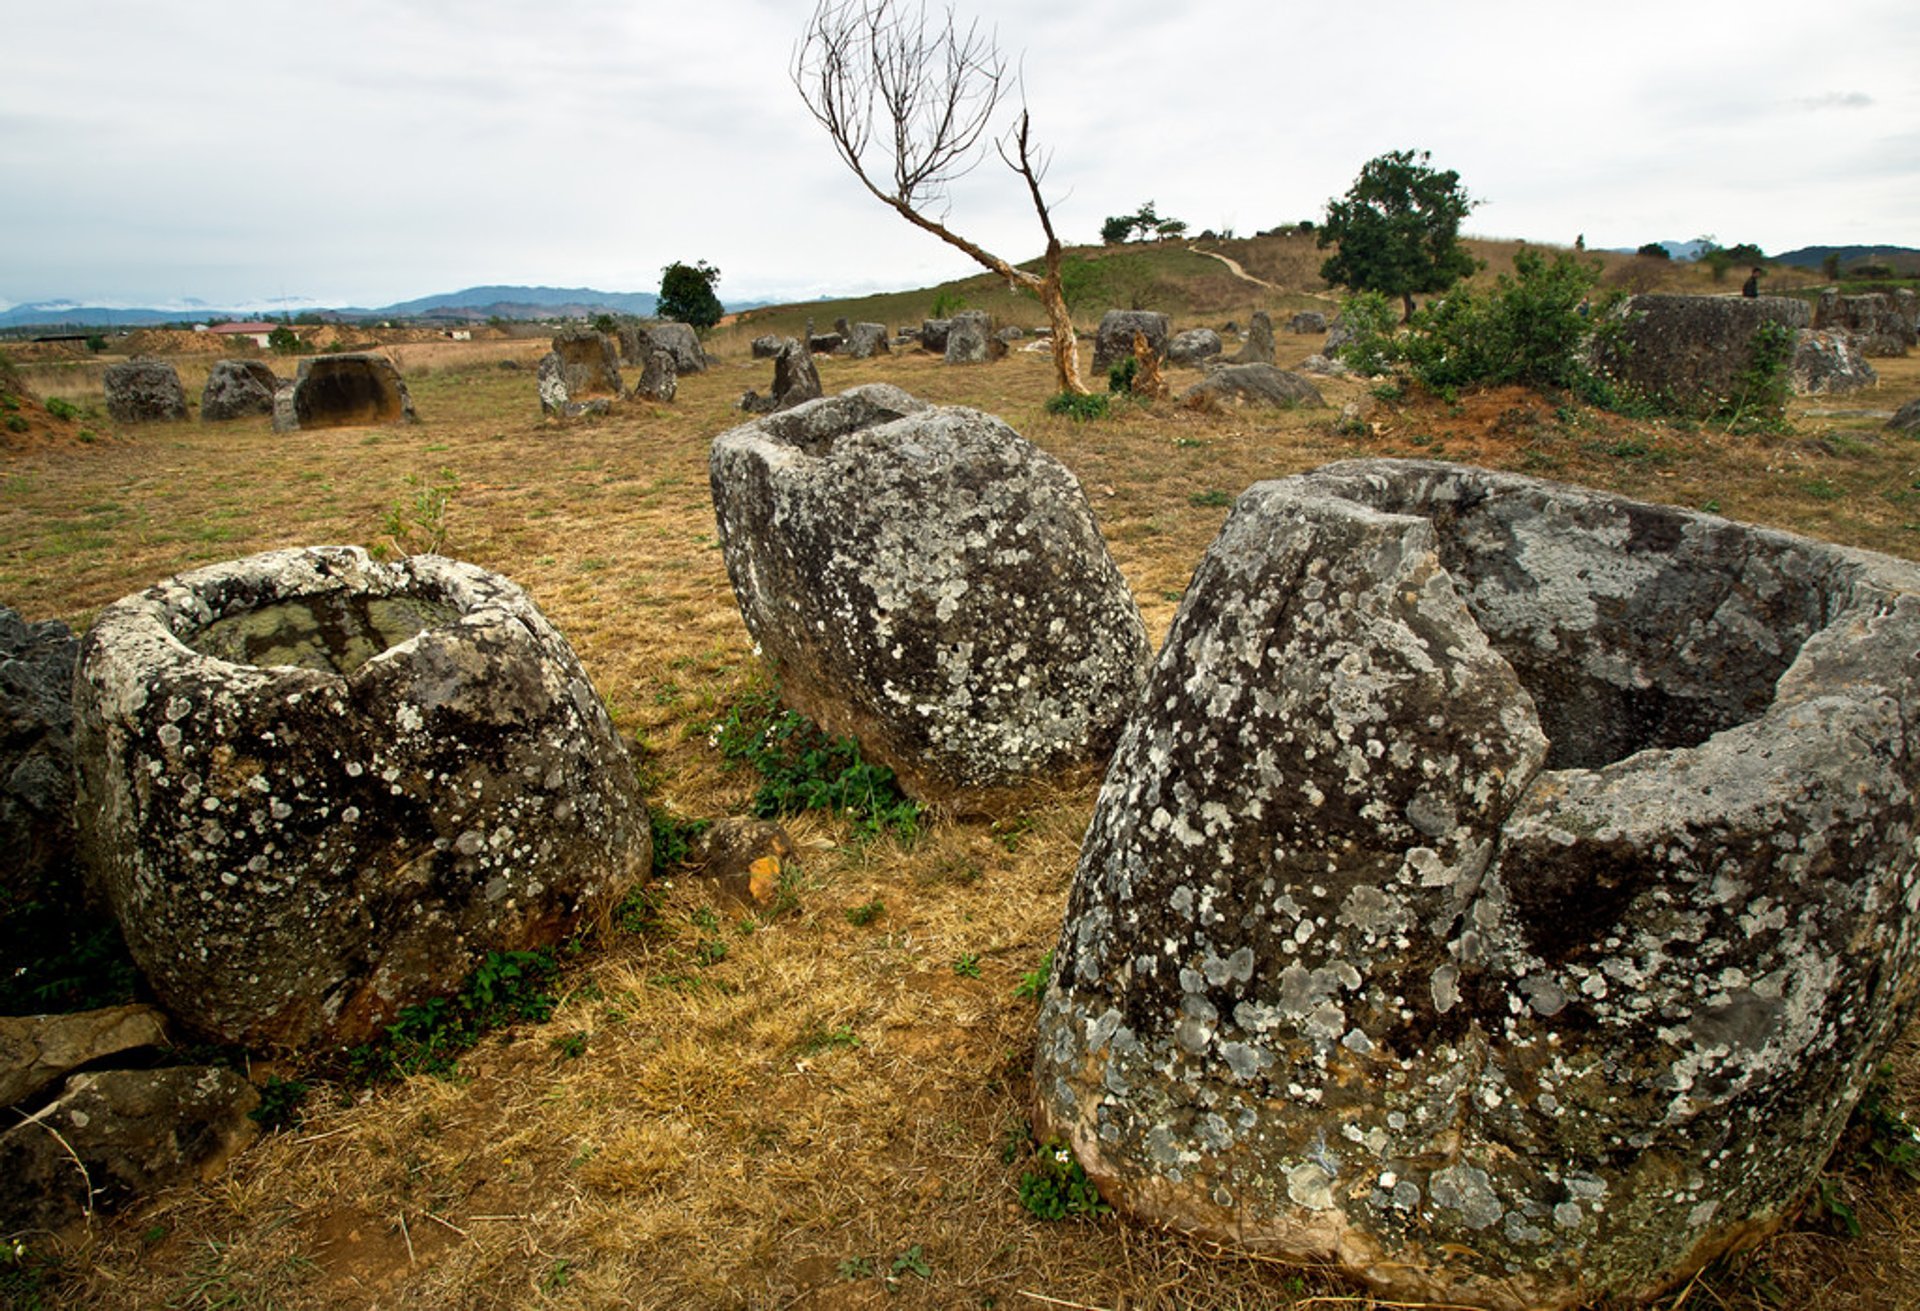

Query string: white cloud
[1,0,1916,308]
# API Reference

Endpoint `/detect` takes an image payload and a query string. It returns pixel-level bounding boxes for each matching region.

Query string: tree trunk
[1038,241,1088,395]
[1402,291,1417,323]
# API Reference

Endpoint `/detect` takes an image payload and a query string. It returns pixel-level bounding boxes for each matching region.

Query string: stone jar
[1035,459,1920,1309]
[73,546,650,1051]
[711,385,1152,814]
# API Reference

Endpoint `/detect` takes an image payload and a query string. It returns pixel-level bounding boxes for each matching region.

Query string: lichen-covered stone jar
[73,546,650,1051]
[1034,460,1920,1309]
[710,384,1151,814]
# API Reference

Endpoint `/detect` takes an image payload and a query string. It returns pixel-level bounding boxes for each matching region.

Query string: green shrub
[347,947,561,1081]
[267,325,303,354]
[1397,249,1607,396]
[1106,355,1138,394]
[1018,1141,1110,1221]
[710,688,920,841]
[44,397,81,421]
[1719,319,1795,432]
[1330,291,1398,376]
[3,414,25,434]
[1044,390,1109,421]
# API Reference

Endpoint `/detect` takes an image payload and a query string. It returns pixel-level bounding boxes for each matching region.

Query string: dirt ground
[4,331,1920,1310]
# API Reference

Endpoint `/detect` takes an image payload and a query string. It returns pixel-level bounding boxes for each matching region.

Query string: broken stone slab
[539,328,623,417]
[1890,398,1920,434]
[200,359,282,421]
[1092,310,1170,374]
[0,1065,257,1232]
[632,348,677,403]
[943,311,1001,365]
[1181,363,1325,409]
[751,334,786,359]
[1790,328,1878,394]
[1230,310,1275,365]
[1286,310,1329,334]
[844,323,891,359]
[72,546,651,1050]
[0,1005,170,1109]
[639,321,709,374]
[1034,459,1920,1310]
[1165,328,1222,368]
[103,358,187,423]
[808,333,844,355]
[919,318,953,353]
[738,338,821,414]
[710,385,1152,814]
[289,354,416,430]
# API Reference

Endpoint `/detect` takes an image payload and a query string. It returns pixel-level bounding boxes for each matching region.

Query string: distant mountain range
[0,284,773,331]
[1603,241,1920,270]
[1772,245,1920,273]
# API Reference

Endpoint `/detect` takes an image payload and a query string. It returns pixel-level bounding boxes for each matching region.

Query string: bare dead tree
[794,0,1090,395]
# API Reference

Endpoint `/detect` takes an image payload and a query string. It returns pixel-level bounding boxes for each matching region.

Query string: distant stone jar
[710,385,1152,813]
[1035,460,1920,1310]
[73,547,650,1050]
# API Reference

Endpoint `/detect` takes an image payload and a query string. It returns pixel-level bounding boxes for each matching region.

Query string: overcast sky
[2,0,1914,312]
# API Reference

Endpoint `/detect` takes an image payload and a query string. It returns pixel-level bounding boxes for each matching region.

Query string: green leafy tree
[657,260,723,329]
[1317,149,1478,322]
[267,324,302,354]
[1636,242,1671,260]
[1099,214,1134,244]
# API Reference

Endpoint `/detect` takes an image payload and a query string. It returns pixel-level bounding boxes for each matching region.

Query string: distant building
[209,321,279,348]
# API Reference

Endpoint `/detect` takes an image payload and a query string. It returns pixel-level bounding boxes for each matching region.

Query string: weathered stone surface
[1596,294,1811,414]
[809,333,844,355]
[1,606,79,918]
[751,334,786,360]
[944,311,1001,365]
[739,339,822,414]
[0,1066,257,1231]
[0,1005,169,1109]
[72,546,651,1050]
[634,321,709,374]
[711,385,1151,813]
[1890,398,1920,433]
[633,348,677,403]
[1286,311,1329,334]
[200,360,281,422]
[1036,459,1920,1310]
[1181,364,1325,409]
[1165,328,1222,368]
[538,329,622,417]
[1323,315,1359,357]
[920,318,953,352]
[696,817,797,909]
[271,382,296,433]
[1230,310,1275,365]
[1790,329,1878,394]
[1814,290,1916,357]
[845,323,891,359]
[1093,311,1170,374]
[103,359,187,423]
[290,354,416,430]
[1297,353,1350,377]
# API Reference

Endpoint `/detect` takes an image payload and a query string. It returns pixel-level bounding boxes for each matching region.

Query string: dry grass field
[4,278,1920,1310]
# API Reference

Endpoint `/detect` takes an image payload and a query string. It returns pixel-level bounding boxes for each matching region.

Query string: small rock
[0,1006,170,1109]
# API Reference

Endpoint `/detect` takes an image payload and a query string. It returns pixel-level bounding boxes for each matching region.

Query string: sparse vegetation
[1018,1140,1112,1221]
[345,947,561,1082]
[4,245,1918,1311]
[710,686,922,841]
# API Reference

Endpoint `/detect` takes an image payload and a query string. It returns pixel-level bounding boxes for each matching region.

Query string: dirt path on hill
[1187,246,1341,304]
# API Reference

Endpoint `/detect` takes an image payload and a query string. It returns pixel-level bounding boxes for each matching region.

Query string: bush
[1330,291,1398,377]
[1635,242,1671,260]
[1397,249,1610,397]
[1106,355,1138,394]
[44,397,81,421]
[1045,390,1109,421]
[267,325,303,354]
[1719,319,1795,432]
